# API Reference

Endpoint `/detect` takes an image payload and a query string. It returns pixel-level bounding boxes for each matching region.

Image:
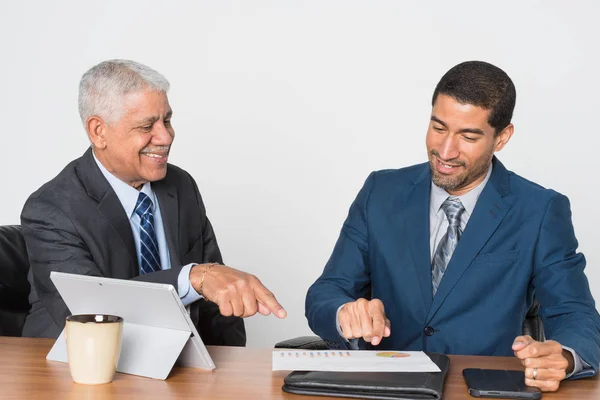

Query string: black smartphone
[463,368,542,399]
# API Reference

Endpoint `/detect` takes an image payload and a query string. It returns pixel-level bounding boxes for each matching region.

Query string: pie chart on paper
[376,352,410,358]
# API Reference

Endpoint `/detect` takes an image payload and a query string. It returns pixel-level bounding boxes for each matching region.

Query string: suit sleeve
[533,193,600,378]
[22,195,108,328]
[193,177,223,265]
[184,172,246,347]
[305,172,375,347]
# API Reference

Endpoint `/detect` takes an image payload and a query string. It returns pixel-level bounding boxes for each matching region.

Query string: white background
[1,1,598,347]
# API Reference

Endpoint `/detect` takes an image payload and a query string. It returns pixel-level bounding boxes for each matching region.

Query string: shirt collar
[92,150,155,219]
[430,163,493,218]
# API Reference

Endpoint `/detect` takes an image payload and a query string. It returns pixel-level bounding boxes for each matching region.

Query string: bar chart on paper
[272,350,441,372]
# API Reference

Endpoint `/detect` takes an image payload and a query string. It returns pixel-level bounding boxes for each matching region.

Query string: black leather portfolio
[282,352,450,400]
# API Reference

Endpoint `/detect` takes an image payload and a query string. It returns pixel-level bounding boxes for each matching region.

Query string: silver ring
[532,368,538,380]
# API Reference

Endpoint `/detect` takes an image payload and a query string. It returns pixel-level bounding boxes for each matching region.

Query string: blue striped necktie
[432,196,465,296]
[134,192,161,274]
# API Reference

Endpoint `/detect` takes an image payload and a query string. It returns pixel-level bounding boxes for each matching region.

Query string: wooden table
[0,338,597,399]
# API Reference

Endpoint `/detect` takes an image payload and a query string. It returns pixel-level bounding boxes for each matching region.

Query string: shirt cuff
[336,304,359,350]
[562,345,590,378]
[177,263,203,306]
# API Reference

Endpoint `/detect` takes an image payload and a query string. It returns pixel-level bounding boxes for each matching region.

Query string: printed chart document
[272,350,441,372]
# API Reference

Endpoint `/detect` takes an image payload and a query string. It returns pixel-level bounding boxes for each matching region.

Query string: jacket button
[424,326,435,336]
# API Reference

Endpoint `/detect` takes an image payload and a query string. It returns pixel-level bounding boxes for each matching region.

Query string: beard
[429,149,492,192]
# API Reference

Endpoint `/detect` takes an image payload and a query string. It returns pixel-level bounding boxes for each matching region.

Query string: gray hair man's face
[94,90,174,188]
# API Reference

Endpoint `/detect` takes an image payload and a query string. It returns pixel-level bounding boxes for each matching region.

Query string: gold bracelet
[198,263,218,296]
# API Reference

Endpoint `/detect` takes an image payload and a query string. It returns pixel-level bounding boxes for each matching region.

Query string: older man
[21,59,286,344]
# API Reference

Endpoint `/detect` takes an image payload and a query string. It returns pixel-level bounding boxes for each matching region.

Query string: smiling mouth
[142,153,168,158]
[433,157,466,174]
[141,150,169,164]
[141,145,170,162]
[438,159,461,168]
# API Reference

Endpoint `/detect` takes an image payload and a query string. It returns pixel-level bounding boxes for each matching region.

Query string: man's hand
[512,335,574,392]
[190,264,287,319]
[338,298,391,345]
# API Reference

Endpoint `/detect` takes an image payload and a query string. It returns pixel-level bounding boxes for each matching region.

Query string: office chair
[0,225,31,336]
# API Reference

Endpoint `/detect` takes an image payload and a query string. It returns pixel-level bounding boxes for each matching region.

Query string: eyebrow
[430,115,486,135]
[134,110,173,127]
[134,116,159,127]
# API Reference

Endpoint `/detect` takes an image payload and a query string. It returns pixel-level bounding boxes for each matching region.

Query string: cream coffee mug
[65,314,123,385]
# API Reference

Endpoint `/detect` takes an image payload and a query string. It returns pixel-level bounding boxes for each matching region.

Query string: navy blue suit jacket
[306,157,600,378]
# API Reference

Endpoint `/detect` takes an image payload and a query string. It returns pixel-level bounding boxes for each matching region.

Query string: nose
[437,134,460,161]
[153,121,174,145]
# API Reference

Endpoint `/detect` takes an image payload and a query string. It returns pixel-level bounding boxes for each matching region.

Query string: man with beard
[21,59,286,345]
[305,61,600,392]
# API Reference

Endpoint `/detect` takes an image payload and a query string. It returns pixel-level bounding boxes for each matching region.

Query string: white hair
[78,59,170,126]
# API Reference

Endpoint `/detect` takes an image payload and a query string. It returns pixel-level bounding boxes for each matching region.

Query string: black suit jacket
[21,148,245,346]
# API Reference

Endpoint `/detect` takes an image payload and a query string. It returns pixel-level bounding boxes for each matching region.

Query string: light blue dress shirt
[337,165,589,377]
[93,151,202,306]
[429,165,492,261]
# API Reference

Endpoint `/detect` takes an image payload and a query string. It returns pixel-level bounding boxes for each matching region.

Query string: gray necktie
[432,196,465,296]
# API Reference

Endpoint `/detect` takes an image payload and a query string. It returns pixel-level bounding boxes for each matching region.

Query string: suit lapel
[401,166,433,311]
[96,191,138,275]
[425,157,512,323]
[154,177,181,267]
[76,148,138,275]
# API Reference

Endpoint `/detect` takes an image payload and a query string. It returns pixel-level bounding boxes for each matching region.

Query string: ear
[86,116,107,150]
[493,123,514,152]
